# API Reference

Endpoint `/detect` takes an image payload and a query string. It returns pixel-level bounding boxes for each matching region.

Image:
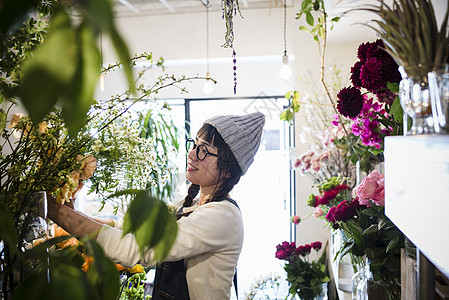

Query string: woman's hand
[66,180,84,209]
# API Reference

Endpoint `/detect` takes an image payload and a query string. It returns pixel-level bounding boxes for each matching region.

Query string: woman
[48,112,265,300]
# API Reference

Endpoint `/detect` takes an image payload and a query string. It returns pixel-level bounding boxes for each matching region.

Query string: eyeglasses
[186,138,218,161]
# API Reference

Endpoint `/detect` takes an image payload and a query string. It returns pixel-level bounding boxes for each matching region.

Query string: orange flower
[115,264,126,272]
[8,113,23,128]
[38,121,48,133]
[76,154,97,180]
[81,254,93,272]
[126,264,145,274]
[8,113,32,138]
[53,225,79,248]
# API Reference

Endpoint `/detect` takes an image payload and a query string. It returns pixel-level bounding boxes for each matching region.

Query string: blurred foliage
[1,0,134,137]
[0,1,181,299]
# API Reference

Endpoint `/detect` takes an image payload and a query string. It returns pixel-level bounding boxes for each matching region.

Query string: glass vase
[295,282,328,300]
[398,66,434,135]
[428,64,449,134]
[23,191,49,244]
[351,258,400,300]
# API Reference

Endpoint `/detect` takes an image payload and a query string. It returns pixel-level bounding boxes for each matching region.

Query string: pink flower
[311,161,322,172]
[291,215,301,225]
[355,170,385,206]
[313,207,323,217]
[371,178,385,206]
[294,158,301,168]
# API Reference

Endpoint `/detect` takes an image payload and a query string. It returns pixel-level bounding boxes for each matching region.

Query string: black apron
[152,198,239,300]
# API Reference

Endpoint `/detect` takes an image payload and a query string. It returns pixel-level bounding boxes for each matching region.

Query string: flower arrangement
[275,240,329,300]
[308,173,403,299]
[335,39,404,154]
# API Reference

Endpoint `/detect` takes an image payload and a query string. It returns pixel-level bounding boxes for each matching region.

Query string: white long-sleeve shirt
[96,199,244,300]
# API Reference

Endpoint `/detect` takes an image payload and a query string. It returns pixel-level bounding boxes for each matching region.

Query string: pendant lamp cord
[283,0,287,56]
[206,6,210,76]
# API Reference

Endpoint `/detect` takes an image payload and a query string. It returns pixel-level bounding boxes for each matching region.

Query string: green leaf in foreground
[122,190,178,260]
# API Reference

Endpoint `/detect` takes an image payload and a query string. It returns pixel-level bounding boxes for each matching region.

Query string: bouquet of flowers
[307,172,403,299]
[275,240,329,300]
[334,39,404,156]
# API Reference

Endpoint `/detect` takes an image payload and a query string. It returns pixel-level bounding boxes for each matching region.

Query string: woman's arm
[47,195,104,239]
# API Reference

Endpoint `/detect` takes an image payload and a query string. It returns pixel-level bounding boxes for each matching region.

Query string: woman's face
[186,137,221,194]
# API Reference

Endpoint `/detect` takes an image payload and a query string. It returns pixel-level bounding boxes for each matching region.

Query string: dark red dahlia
[337,86,364,118]
[357,41,371,62]
[365,39,384,60]
[360,58,385,92]
[350,60,363,88]
[381,52,401,84]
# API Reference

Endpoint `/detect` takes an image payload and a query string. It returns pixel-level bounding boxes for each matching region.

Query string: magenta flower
[275,241,296,260]
[291,215,301,225]
[311,241,322,250]
[334,200,358,222]
[337,86,364,118]
[325,206,337,224]
[296,244,312,256]
[317,184,349,206]
[304,244,312,253]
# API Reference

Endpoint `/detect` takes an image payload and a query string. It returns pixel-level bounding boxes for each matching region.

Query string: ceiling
[112,0,284,17]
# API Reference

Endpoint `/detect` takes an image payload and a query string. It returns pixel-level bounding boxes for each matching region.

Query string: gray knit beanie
[204,112,265,175]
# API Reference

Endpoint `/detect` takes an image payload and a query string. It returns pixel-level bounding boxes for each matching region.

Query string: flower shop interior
[1,0,449,299]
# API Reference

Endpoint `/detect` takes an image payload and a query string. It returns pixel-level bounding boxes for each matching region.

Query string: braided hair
[183,124,242,208]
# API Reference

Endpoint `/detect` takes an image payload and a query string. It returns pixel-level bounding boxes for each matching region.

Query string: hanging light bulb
[279,0,292,80]
[203,5,214,94]
[279,51,292,80]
